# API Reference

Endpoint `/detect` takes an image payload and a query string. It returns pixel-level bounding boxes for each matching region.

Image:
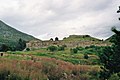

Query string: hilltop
[0,20,37,46]
[63,35,102,41]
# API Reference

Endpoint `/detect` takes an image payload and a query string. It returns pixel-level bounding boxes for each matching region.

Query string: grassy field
[0,46,102,80]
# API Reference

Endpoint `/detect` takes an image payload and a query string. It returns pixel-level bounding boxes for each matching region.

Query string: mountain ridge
[0,20,37,46]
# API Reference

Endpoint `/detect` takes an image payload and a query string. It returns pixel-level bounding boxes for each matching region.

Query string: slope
[0,20,37,46]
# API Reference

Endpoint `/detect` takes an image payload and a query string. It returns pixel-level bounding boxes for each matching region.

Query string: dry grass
[0,56,100,80]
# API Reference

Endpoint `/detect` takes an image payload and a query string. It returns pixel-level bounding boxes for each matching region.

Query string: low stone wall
[26,39,111,49]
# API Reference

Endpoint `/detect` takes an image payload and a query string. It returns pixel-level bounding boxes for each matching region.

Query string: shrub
[76,47,84,51]
[70,48,78,53]
[42,62,63,80]
[84,54,89,59]
[47,46,58,52]
[58,45,66,51]
[26,48,30,51]
[108,73,120,80]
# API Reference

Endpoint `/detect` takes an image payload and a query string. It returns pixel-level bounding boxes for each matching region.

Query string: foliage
[26,48,30,51]
[50,38,53,41]
[47,46,58,52]
[84,54,89,59]
[0,44,9,52]
[99,27,120,79]
[58,45,65,51]
[0,20,36,50]
[55,37,59,41]
[108,73,120,80]
[70,48,78,53]
[16,38,26,51]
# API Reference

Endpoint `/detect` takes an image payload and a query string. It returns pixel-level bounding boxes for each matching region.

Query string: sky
[0,0,120,40]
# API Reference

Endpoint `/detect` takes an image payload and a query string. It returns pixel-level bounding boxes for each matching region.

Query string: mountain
[0,20,37,46]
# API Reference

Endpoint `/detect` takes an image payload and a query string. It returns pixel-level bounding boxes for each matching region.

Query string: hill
[0,20,37,47]
[63,35,102,41]
[105,34,116,42]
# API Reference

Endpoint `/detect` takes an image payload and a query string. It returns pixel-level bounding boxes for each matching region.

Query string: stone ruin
[26,35,111,49]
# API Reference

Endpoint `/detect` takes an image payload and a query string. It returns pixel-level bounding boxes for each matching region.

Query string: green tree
[47,46,57,52]
[117,6,120,20]
[50,38,53,41]
[0,44,9,52]
[99,27,120,79]
[70,48,78,53]
[55,37,59,41]
[16,38,26,51]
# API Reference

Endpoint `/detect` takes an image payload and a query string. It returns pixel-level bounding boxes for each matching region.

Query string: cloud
[0,0,120,40]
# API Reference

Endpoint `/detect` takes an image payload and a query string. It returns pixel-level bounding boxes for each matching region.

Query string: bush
[47,46,58,52]
[76,47,84,51]
[58,45,66,51]
[70,48,78,53]
[26,48,30,51]
[84,54,89,59]
[108,73,120,80]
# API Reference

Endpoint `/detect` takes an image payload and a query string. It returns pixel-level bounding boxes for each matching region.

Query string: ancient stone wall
[26,39,111,49]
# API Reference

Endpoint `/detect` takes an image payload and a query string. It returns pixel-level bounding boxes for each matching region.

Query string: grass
[6,47,99,65]
[0,46,102,80]
[0,56,101,80]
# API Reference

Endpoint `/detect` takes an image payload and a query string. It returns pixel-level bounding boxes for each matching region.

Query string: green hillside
[0,20,37,46]
[63,35,102,42]
[105,34,116,42]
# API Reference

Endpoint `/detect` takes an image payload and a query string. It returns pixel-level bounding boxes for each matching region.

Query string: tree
[55,37,59,41]
[117,6,120,20]
[16,38,26,51]
[50,38,53,41]
[99,27,120,79]
[0,44,9,52]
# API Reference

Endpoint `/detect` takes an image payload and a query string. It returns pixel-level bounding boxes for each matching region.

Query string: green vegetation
[63,35,101,42]
[84,54,89,59]
[0,44,9,52]
[70,48,78,53]
[0,41,114,80]
[47,46,58,52]
[0,20,36,50]
[0,6,119,80]
[16,38,26,51]
[99,27,120,79]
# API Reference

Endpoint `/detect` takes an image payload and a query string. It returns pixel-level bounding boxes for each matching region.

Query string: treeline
[0,38,26,52]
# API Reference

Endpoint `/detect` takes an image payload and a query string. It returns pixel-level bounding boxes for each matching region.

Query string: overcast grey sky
[0,0,120,40]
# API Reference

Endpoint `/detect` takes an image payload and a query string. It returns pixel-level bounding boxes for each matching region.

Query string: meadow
[0,45,103,80]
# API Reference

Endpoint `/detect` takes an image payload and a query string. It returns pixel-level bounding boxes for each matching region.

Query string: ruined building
[26,35,111,49]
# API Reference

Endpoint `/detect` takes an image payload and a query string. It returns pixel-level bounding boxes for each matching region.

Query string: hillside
[105,34,116,42]
[63,35,102,41]
[0,20,37,46]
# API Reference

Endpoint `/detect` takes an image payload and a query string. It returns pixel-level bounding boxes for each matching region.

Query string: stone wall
[26,39,111,49]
